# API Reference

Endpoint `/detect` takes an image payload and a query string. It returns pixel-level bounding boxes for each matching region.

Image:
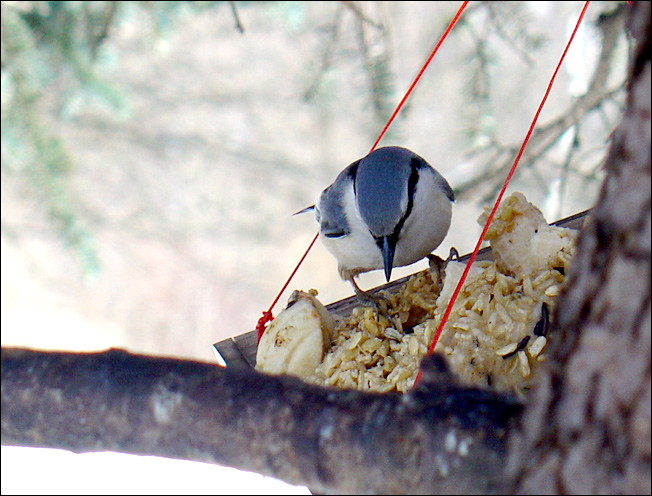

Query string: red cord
[414,0,591,386]
[256,2,470,341]
[256,232,319,341]
[370,1,470,153]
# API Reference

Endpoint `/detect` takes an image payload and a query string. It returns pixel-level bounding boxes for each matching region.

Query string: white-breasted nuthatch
[301,146,454,301]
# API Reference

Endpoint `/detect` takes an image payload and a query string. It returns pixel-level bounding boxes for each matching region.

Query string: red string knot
[256,310,274,342]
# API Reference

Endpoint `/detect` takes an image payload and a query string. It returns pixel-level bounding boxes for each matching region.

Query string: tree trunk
[505,2,651,493]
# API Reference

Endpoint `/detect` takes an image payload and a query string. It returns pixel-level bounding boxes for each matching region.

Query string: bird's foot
[353,287,391,312]
[427,247,460,295]
[348,278,401,331]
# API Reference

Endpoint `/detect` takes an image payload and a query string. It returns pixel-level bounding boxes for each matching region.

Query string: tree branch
[228,1,245,34]
[1,349,521,494]
[455,3,629,201]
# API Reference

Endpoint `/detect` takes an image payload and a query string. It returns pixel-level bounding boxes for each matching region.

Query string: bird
[301,146,455,304]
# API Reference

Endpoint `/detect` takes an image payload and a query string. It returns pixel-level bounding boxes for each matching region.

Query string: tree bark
[505,2,651,494]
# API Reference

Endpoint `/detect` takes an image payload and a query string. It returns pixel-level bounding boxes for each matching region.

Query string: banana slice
[256,290,336,378]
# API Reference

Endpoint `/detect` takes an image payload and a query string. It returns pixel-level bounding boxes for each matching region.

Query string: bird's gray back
[354,147,416,237]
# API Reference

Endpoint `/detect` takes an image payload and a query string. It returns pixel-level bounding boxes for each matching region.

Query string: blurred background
[1,1,629,493]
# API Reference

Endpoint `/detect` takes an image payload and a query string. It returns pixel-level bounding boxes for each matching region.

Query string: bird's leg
[348,276,390,308]
[427,247,460,295]
[347,276,397,327]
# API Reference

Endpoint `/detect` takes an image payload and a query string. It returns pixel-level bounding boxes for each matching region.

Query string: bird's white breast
[393,168,452,267]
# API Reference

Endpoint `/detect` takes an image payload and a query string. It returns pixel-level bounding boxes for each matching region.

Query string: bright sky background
[1,446,311,495]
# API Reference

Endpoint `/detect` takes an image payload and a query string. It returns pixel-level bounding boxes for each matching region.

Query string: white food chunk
[256,290,336,378]
[478,192,576,276]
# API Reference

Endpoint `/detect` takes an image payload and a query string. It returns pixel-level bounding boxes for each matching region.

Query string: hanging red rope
[256,1,470,341]
[414,0,591,386]
[256,233,319,340]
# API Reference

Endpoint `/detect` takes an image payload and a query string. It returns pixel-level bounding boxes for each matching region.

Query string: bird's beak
[382,236,396,282]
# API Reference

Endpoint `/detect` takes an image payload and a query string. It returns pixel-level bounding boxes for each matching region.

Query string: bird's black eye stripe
[393,158,420,238]
[348,161,360,196]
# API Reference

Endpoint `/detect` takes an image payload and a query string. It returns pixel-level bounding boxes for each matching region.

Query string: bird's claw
[354,288,390,311]
[350,284,400,331]
[427,247,459,297]
[446,247,460,262]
